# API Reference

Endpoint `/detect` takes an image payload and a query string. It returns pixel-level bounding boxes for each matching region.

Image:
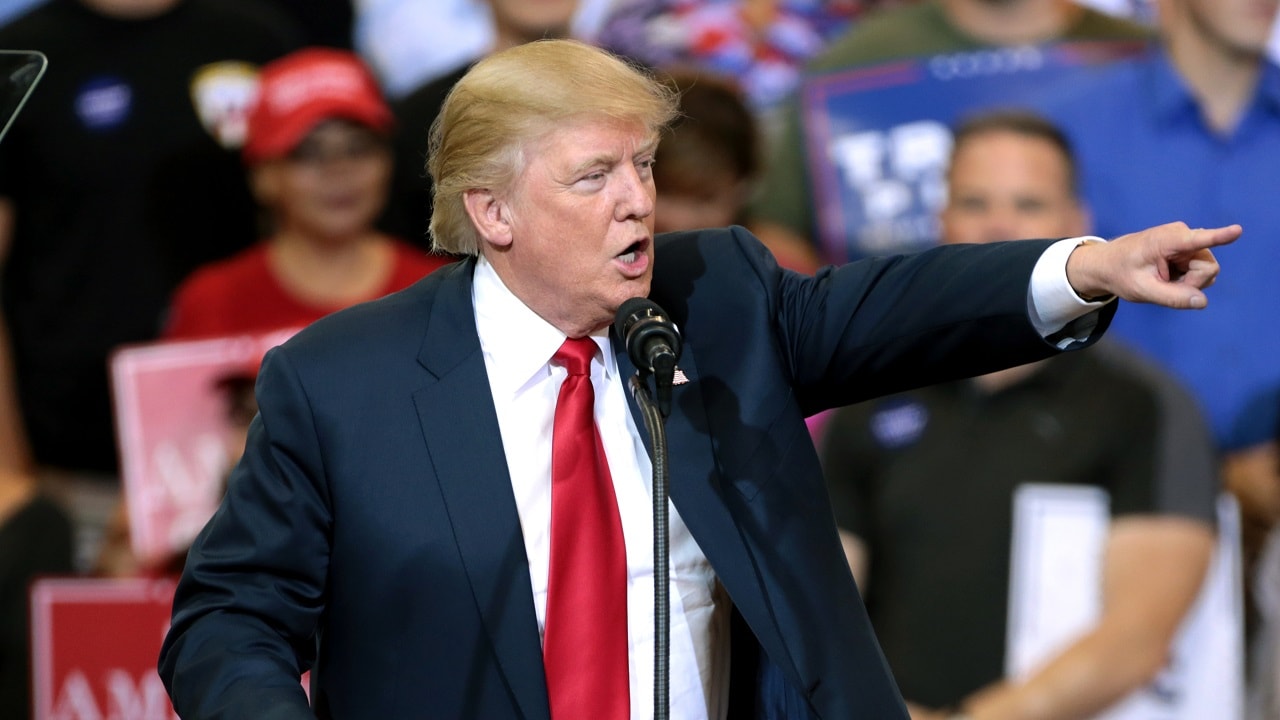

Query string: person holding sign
[1037,0,1280,642]
[820,111,1219,720]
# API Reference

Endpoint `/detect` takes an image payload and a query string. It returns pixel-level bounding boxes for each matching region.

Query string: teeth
[619,251,636,263]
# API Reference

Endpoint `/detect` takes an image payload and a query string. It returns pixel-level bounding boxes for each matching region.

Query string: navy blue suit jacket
[159,227,1112,719]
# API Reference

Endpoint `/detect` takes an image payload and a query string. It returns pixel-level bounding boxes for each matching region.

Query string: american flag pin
[672,368,690,385]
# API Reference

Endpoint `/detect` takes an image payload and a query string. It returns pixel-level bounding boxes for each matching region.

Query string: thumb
[1141,278,1208,309]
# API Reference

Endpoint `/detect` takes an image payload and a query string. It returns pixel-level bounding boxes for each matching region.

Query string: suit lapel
[412,260,549,720]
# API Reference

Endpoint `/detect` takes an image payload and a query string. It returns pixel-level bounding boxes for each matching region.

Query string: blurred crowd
[0,0,1278,718]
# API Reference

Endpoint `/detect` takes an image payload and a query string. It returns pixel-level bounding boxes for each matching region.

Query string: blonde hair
[427,39,680,256]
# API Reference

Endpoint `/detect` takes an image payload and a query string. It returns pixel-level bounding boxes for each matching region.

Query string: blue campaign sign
[801,40,1147,262]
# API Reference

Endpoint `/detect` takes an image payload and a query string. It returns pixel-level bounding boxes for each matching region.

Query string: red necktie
[543,337,630,719]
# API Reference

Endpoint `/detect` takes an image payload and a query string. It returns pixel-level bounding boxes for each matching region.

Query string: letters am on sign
[30,578,179,720]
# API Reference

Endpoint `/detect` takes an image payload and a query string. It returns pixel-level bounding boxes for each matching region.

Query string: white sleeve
[1028,236,1115,348]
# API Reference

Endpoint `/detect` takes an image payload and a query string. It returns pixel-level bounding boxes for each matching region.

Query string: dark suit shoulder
[651,225,777,285]
[649,225,782,323]
[279,261,462,370]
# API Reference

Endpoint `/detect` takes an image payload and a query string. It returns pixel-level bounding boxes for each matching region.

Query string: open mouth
[617,238,647,264]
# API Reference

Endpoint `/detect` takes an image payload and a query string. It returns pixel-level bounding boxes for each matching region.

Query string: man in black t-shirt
[0,0,301,578]
[0,0,300,479]
[820,111,1218,720]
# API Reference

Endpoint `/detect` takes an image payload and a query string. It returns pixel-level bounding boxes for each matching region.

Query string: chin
[624,275,652,298]
[311,215,375,240]
[604,283,647,313]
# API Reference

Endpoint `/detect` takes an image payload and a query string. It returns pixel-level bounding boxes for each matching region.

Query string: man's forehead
[535,121,658,166]
[538,115,656,146]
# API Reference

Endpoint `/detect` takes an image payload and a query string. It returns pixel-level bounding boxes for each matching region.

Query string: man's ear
[463,188,513,248]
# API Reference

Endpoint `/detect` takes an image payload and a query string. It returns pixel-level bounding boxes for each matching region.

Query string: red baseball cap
[242,47,393,164]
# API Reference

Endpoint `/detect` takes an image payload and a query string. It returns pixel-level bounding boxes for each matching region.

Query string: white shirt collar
[471,255,617,399]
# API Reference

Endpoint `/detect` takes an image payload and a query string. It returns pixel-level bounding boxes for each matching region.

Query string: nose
[614,163,655,222]
[979,207,1021,244]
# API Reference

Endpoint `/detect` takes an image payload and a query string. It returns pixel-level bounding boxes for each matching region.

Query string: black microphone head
[614,297,659,340]
[614,297,681,372]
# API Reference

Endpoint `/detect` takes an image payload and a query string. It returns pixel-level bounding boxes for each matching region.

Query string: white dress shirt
[474,258,726,720]
[469,238,1106,720]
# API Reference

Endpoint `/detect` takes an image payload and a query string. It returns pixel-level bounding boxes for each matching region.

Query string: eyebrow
[566,135,660,177]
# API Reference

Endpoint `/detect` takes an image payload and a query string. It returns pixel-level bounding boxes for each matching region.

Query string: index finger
[1178,224,1242,253]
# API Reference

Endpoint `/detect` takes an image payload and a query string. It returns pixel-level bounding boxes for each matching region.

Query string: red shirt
[165,240,452,339]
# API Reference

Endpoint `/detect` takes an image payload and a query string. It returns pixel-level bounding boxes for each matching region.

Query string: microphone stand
[628,371,670,720]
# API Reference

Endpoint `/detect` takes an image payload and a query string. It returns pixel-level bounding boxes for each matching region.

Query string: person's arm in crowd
[1224,441,1280,569]
[0,198,33,476]
[839,529,868,590]
[914,517,1214,720]
[843,514,1212,720]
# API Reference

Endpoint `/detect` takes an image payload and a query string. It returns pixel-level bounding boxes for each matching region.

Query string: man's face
[488,117,658,336]
[940,130,1086,245]
[1177,0,1279,57]
[488,0,578,42]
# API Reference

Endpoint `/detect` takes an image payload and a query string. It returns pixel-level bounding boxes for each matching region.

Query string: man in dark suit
[158,39,1239,719]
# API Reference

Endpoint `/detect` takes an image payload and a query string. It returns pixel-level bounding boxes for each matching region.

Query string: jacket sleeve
[745,228,1113,414]
[158,345,329,720]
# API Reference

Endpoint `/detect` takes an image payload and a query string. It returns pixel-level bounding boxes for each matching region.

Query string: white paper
[1006,484,1243,719]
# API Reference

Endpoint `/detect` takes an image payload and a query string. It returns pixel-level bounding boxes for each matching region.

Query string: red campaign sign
[109,329,299,566]
[31,579,314,719]
[30,578,179,720]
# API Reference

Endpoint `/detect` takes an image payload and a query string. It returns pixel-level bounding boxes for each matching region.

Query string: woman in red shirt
[166,47,452,339]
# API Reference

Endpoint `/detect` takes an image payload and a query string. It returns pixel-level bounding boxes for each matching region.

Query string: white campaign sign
[1006,484,1244,720]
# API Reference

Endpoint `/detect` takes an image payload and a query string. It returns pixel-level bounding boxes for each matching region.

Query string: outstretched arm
[1066,222,1241,309]
[0,199,33,476]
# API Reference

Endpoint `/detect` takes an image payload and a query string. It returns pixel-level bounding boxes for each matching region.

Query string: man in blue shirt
[1039,0,1280,571]
[1042,0,1280,449]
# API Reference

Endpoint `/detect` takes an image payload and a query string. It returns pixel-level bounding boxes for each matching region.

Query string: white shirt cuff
[1028,236,1112,343]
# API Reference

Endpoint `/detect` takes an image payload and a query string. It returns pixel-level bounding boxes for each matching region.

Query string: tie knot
[554,337,597,376]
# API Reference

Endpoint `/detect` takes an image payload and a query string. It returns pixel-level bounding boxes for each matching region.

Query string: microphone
[614,298,682,417]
